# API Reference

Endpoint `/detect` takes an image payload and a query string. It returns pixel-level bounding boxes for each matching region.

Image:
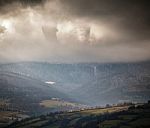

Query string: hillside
[0,72,74,115]
[6,102,150,128]
[0,61,150,127]
[0,62,150,105]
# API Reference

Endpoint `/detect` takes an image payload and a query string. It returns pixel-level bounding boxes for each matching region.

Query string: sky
[0,0,150,63]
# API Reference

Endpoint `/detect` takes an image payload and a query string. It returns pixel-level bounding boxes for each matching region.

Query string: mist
[0,0,150,63]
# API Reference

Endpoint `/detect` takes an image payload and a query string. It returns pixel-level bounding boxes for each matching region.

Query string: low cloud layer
[0,0,150,63]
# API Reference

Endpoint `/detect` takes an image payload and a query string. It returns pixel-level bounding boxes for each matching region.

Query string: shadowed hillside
[0,62,150,105]
[6,101,150,128]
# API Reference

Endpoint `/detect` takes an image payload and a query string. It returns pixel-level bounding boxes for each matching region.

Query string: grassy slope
[7,105,129,128]
[6,103,150,128]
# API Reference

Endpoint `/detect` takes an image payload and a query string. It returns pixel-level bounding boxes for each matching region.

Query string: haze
[0,0,150,63]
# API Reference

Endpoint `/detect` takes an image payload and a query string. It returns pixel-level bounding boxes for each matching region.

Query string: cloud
[0,0,45,7]
[61,0,150,41]
[0,0,150,63]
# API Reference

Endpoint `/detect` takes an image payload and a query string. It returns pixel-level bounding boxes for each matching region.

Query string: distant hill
[0,61,150,106]
[0,71,70,115]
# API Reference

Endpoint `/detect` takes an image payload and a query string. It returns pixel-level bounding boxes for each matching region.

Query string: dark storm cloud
[1,0,149,41]
[61,0,150,41]
[0,0,46,15]
[0,0,45,6]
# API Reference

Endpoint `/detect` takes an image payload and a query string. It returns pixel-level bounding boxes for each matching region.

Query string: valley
[0,62,150,127]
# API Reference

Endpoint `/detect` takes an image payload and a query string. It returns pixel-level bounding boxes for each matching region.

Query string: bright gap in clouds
[1,20,13,32]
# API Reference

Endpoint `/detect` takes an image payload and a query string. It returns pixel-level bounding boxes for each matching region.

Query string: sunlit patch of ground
[39,99,76,108]
[79,106,129,115]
